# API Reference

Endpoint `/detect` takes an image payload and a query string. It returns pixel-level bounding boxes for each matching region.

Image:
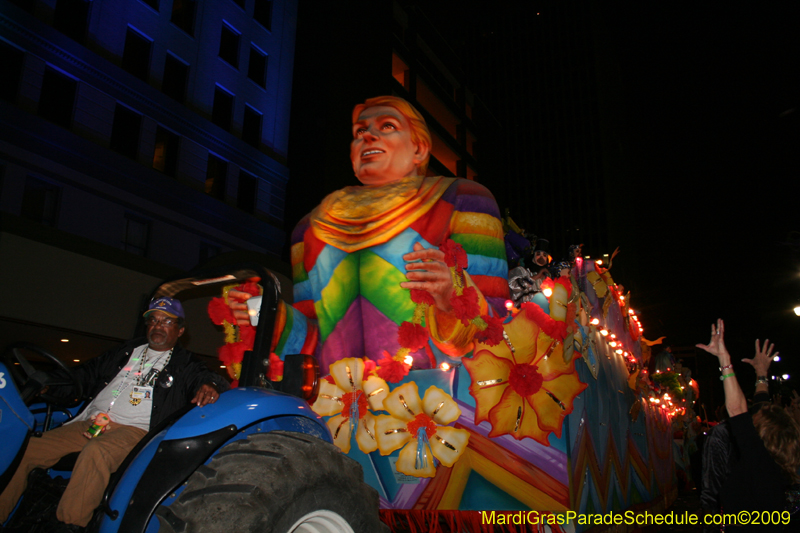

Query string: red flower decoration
[239,324,256,347]
[410,289,435,306]
[236,281,262,298]
[522,303,567,341]
[451,286,480,326]
[398,321,429,351]
[377,352,410,383]
[323,375,336,384]
[406,413,437,439]
[208,297,235,325]
[476,314,504,346]
[342,390,369,420]
[267,353,284,382]
[363,359,377,380]
[508,363,544,397]
[439,239,468,269]
[218,342,247,366]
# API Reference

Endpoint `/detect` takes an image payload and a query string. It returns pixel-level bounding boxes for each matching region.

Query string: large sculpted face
[350,106,427,186]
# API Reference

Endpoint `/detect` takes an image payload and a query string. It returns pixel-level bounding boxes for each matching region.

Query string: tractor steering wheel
[2,343,84,408]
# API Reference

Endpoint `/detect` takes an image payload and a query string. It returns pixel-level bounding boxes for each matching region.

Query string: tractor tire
[154,431,388,533]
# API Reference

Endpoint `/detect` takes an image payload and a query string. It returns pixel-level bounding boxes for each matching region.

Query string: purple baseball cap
[143,297,185,319]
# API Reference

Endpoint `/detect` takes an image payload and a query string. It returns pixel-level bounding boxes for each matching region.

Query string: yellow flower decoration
[375,382,469,478]
[311,358,389,454]
[463,310,587,446]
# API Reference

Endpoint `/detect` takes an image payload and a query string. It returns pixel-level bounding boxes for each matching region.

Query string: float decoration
[207,279,262,386]
[463,304,587,446]
[374,382,469,478]
[311,357,389,454]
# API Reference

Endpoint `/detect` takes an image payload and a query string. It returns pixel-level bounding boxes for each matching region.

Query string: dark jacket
[66,338,229,427]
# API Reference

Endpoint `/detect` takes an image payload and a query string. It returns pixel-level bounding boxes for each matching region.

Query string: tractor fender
[100,388,330,533]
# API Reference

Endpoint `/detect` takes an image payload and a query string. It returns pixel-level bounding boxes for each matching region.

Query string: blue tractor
[0,265,387,533]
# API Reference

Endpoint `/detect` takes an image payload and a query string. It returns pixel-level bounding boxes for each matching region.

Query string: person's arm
[696,319,747,417]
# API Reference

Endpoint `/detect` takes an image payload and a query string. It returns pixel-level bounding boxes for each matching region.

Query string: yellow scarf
[310,176,455,252]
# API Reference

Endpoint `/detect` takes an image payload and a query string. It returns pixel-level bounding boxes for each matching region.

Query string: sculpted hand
[192,383,220,407]
[695,319,731,362]
[741,339,777,377]
[228,289,253,326]
[400,242,454,313]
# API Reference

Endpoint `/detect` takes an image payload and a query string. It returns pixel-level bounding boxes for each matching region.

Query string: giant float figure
[214,97,677,532]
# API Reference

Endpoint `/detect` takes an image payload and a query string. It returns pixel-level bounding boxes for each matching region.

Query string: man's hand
[192,383,220,407]
[228,289,253,326]
[400,242,454,313]
[742,339,777,377]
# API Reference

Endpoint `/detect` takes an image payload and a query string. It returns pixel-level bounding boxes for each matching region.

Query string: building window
[153,126,179,176]
[247,45,267,88]
[39,67,77,129]
[53,0,91,44]
[122,28,152,82]
[219,23,240,68]
[237,170,257,214]
[123,214,149,256]
[162,53,188,103]
[0,41,24,103]
[171,0,196,36]
[205,154,227,200]
[242,105,262,148]
[199,242,221,265]
[21,176,60,227]
[110,104,142,159]
[253,0,272,31]
[212,87,234,131]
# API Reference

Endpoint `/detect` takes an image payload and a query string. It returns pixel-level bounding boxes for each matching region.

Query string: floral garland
[376,239,503,383]
[207,279,264,387]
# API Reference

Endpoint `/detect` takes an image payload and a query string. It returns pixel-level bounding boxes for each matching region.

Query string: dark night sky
[407,2,799,402]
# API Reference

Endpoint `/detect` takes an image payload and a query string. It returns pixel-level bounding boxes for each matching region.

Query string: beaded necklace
[107,346,172,412]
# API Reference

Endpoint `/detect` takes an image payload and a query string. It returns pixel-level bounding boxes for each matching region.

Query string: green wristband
[720,372,736,381]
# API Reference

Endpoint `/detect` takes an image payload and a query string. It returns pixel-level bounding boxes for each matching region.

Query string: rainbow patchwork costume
[271,176,509,373]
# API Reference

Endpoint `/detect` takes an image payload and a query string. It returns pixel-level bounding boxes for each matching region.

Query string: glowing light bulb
[600,329,609,336]
[61,339,69,343]
[404,355,414,366]
[609,341,617,347]
[543,288,553,298]
[774,355,780,362]
[783,374,790,380]
[590,318,600,325]
[616,349,623,355]
[440,362,451,372]
[505,300,514,310]
[596,259,603,265]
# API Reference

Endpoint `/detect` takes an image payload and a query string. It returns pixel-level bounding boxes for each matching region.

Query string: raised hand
[695,319,730,361]
[741,339,778,376]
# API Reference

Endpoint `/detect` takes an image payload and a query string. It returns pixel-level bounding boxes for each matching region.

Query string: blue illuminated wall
[0,0,297,341]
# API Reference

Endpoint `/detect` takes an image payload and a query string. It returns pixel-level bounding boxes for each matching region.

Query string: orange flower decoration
[463,309,587,446]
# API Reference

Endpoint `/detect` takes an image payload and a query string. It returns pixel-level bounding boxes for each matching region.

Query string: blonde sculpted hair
[352,96,431,176]
[753,404,800,483]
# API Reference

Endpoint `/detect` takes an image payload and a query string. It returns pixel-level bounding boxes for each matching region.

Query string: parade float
[206,95,683,532]
[208,246,683,533]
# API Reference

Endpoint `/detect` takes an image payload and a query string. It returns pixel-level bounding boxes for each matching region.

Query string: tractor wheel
[155,431,388,533]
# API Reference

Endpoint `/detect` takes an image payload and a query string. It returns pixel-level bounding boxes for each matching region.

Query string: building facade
[0,0,297,357]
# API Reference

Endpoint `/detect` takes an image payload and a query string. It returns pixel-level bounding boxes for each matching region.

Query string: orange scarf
[309,176,455,252]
